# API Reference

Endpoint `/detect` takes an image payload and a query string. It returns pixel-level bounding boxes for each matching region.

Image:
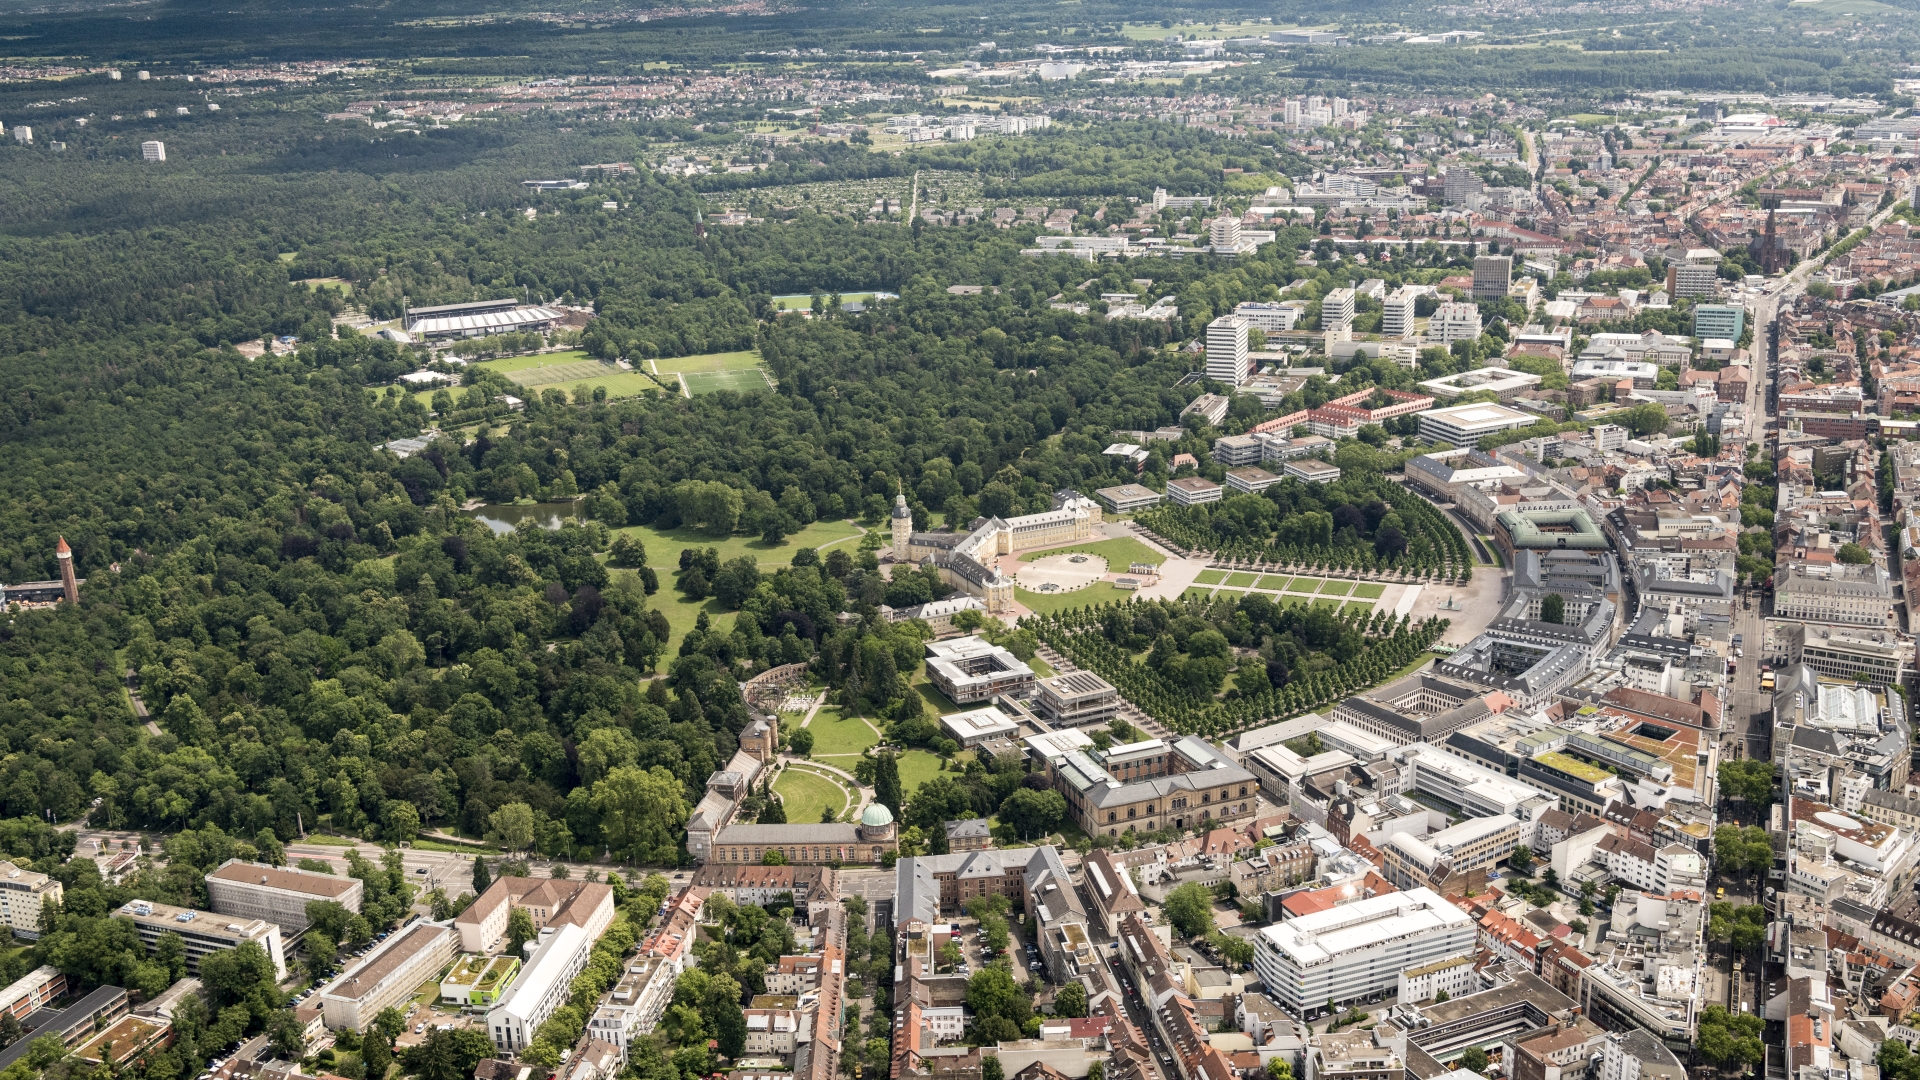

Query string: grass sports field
[653,350,761,373]
[770,292,892,311]
[650,350,773,395]
[680,368,773,395]
[465,351,658,401]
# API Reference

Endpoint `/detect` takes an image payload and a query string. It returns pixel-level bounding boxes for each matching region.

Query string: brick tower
[55,537,77,605]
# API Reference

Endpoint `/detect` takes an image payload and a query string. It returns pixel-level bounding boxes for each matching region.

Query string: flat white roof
[1418,402,1537,428]
[940,707,1018,739]
[491,922,589,1025]
[1023,729,1096,758]
[1257,887,1472,966]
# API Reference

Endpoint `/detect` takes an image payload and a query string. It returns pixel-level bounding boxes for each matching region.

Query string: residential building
[1773,563,1894,627]
[1213,434,1267,467]
[1225,466,1282,495]
[1284,460,1341,484]
[1033,671,1122,726]
[1597,1030,1687,1080]
[1664,264,1718,299]
[141,141,164,162]
[924,636,1036,703]
[0,861,61,939]
[320,922,459,1031]
[1576,892,1705,1044]
[1416,403,1540,445]
[1206,314,1251,385]
[489,923,595,1052]
[1323,288,1356,332]
[689,864,840,907]
[455,878,615,955]
[0,967,64,1020]
[1473,255,1513,301]
[940,706,1019,748]
[1783,623,1910,686]
[116,899,287,981]
[1081,848,1146,937]
[1429,302,1482,345]
[1049,736,1260,838]
[1692,305,1744,342]
[0,987,130,1074]
[1095,484,1163,514]
[1251,887,1477,1016]
[944,819,992,852]
[583,949,675,1060]
[1181,393,1232,426]
[1235,302,1303,333]
[1166,477,1222,506]
[1380,815,1521,892]
[1418,367,1542,402]
[1382,287,1418,338]
[205,860,362,936]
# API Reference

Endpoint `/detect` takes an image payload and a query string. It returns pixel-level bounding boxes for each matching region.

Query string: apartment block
[320,922,458,1031]
[0,861,62,939]
[455,877,614,955]
[117,899,287,981]
[1206,314,1251,385]
[205,860,362,936]
[1252,887,1477,1015]
[489,923,595,1052]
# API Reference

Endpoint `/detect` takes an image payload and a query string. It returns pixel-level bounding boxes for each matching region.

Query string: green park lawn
[896,749,951,795]
[1226,572,1257,588]
[608,567,736,656]
[1194,569,1227,585]
[807,708,883,757]
[1182,587,1215,602]
[1311,598,1343,610]
[1352,582,1386,599]
[1016,536,1163,570]
[1318,580,1353,596]
[614,519,864,573]
[1016,581,1138,616]
[1256,576,1291,591]
[1343,600,1374,613]
[775,766,854,824]
[1288,577,1323,592]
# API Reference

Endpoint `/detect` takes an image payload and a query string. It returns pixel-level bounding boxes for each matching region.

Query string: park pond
[462,501,584,534]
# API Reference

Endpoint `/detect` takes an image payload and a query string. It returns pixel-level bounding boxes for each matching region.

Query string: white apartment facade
[1251,887,1477,1016]
[0,861,61,939]
[489,923,595,1052]
[1428,302,1482,345]
[1206,314,1251,385]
